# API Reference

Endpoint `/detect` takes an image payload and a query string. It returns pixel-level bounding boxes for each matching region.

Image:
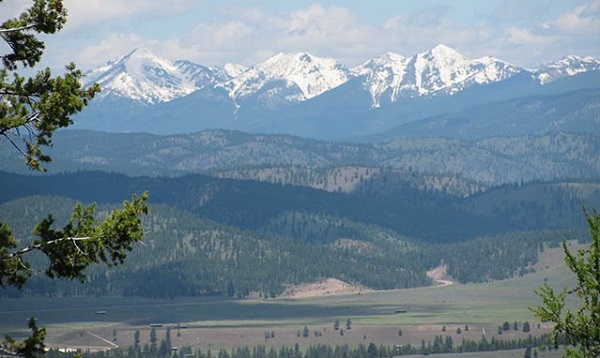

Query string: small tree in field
[531,208,600,357]
[303,325,309,338]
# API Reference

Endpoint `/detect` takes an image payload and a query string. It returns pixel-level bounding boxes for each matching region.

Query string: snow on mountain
[83,46,599,110]
[257,52,351,99]
[85,48,233,105]
[536,55,600,84]
[352,52,408,108]
[223,63,248,78]
[352,44,523,107]
[174,60,233,89]
[216,52,352,107]
[84,48,195,105]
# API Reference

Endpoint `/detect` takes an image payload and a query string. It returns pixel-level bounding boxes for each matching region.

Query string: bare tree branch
[1,236,92,260]
[0,24,37,34]
[1,132,29,157]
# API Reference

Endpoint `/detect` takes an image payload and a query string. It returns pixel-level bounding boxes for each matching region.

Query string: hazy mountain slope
[381,87,600,140]
[2,130,598,188]
[213,166,489,198]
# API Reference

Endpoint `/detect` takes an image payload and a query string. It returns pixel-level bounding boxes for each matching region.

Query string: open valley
[0,243,576,356]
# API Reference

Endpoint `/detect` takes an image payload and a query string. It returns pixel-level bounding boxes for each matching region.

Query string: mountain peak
[353,44,522,105]
[85,48,221,104]
[219,51,351,102]
[536,55,600,84]
[427,44,464,59]
[352,52,406,74]
[125,47,151,57]
[369,52,405,64]
[259,52,336,71]
[118,48,168,66]
[269,52,315,62]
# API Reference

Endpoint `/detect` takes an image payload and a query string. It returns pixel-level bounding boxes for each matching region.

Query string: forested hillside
[0,194,581,299]
[0,169,594,298]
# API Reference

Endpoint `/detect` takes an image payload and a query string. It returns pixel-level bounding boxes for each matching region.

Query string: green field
[0,243,576,356]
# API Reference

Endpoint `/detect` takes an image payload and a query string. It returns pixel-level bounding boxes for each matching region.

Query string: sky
[5,0,600,71]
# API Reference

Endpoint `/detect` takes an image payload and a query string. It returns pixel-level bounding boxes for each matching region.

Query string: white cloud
[168,4,377,66]
[76,33,147,65]
[62,0,201,30]
[489,0,600,65]
[28,1,600,71]
[542,0,600,34]
[381,7,498,59]
[504,27,556,46]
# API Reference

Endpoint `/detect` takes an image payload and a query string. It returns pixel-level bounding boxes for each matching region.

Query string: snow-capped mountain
[216,52,352,108]
[536,55,600,84]
[84,48,235,105]
[352,44,523,107]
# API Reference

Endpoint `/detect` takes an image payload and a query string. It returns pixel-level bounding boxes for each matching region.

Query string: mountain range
[74,45,600,140]
[4,45,600,298]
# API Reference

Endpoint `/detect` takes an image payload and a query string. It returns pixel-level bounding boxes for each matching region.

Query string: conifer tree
[0,1,148,356]
[0,0,100,171]
[532,208,600,357]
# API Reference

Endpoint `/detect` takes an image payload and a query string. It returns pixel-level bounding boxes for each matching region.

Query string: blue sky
[7,0,600,70]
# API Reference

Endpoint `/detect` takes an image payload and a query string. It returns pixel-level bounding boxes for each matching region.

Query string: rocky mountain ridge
[85,45,600,108]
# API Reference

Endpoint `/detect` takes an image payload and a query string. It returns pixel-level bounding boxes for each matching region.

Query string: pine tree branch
[0,236,92,260]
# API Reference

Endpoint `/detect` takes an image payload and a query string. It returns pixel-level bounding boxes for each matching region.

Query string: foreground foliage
[1,1,146,357]
[532,208,600,357]
[0,193,148,288]
[0,0,100,171]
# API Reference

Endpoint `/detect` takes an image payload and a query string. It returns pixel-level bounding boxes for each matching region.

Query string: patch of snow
[536,55,600,84]
[217,52,352,104]
[353,44,523,107]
